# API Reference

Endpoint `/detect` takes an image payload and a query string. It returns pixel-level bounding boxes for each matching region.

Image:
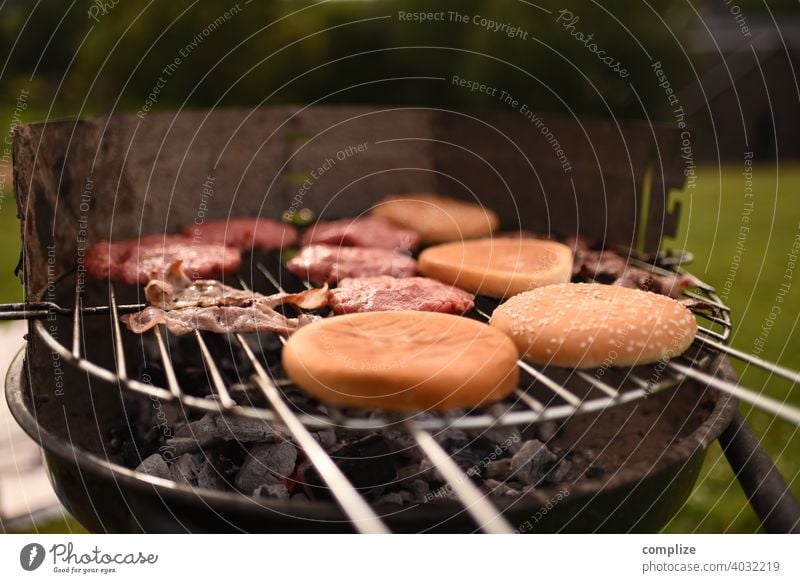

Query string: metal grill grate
[10,251,800,533]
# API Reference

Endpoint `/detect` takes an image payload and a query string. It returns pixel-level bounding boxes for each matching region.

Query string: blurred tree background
[0,0,695,120]
[1,0,799,534]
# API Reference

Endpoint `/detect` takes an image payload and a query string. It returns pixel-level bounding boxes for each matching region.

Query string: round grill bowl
[5,348,738,533]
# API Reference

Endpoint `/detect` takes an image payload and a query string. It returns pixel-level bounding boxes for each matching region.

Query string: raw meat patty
[330,276,474,314]
[183,218,297,250]
[285,244,417,285]
[86,234,242,284]
[301,216,420,251]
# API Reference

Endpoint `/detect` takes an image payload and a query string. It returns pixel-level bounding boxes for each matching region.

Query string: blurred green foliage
[0,0,697,121]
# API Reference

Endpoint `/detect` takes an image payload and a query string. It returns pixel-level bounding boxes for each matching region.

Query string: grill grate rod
[403,420,515,534]
[668,360,800,425]
[575,371,620,398]
[247,371,390,534]
[71,285,82,358]
[694,326,728,343]
[517,361,583,408]
[153,326,182,399]
[0,300,145,320]
[693,334,800,385]
[472,306,586,407]
[513,388,545,412]
[194,331,236,408]
[108,286,128,381]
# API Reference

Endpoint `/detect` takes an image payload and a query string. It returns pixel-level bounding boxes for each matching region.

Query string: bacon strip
[123,261,329,336]
[124,304,320,336]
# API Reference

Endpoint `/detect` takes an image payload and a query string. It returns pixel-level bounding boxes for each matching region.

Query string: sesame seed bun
[418,238,573,299]
[490,283,697,368]
[372,194,499,243]
[282,311,519,411]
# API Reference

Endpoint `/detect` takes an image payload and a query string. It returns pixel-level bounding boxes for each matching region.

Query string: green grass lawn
[0,161,797,533]
[0,200,22,303]
[661,163,800,533]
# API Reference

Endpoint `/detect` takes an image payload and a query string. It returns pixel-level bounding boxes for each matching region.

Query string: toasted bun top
[282,311,519,411]
[490,283,697,368]
[418,237,573,298]
[372,193,499,243]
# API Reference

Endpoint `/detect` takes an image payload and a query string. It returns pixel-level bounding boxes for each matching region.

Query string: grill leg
[719,410,800,533]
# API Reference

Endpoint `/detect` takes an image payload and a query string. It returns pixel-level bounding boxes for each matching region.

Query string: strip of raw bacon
[123,304,320,336]
[123,261,329,335]
[144,261,329,310]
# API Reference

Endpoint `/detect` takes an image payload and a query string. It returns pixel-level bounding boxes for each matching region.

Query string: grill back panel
[13,106,686,304]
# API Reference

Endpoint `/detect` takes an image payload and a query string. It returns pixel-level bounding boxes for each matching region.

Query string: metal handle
[719,410,800,533]
[0,301,145,320]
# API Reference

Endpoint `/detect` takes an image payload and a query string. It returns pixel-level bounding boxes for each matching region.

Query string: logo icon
[20,543,46,571]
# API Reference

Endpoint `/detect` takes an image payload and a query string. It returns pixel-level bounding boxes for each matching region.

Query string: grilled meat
[301,216,420,251]
[86,234,241,285]
[330,276,475,314]
[286,244,417,285]
[123,262,329,336]
[182,217,297,250]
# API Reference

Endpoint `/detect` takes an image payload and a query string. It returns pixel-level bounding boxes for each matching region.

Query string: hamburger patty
[372,193,499,243]
[285,244,417,285]
[183,217,297,250]
[86,235,242,284]
[282,311,519,411]
[330,276,474,314]
[301,216,420,251]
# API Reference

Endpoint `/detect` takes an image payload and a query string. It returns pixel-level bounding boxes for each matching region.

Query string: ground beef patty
[86,235,242,284]
[331,276,474,315]
[301,216,420,251]
[285,244,417,285]
[183,217,297,250]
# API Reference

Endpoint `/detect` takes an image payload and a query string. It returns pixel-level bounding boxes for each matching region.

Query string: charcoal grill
[4,106,800,533]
